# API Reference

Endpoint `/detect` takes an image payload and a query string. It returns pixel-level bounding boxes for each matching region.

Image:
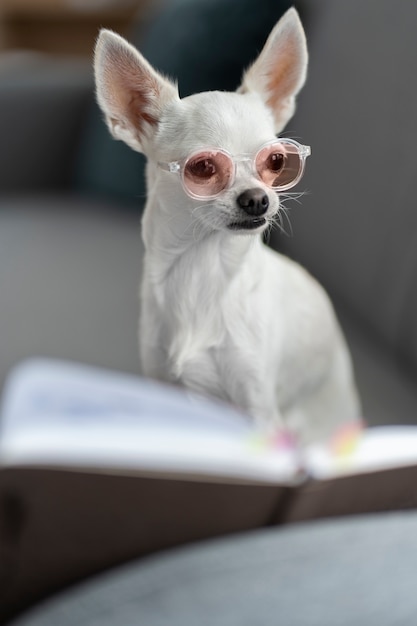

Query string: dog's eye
[187,158,217,180]
[183,150,233,198]
[266,152,285,172]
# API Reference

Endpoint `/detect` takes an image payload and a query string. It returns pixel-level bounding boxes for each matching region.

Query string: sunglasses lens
[256,141,303,190]
[183,150,233,198]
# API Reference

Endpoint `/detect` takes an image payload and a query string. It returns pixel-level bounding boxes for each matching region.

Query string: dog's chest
[173,290,265,403]
[154,241,268,395]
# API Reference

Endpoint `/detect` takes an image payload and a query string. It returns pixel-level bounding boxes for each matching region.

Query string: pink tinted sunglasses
[158,138,311,200]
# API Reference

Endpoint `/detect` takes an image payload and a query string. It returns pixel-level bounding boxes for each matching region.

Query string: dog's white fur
[94,9,360,443]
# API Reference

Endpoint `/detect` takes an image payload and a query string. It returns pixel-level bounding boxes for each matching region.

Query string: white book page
[305,425,417,480]
[0,360,303,485]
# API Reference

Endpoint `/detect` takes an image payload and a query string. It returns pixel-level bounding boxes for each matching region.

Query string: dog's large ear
[94,30,179,152]
[238,8,307,132]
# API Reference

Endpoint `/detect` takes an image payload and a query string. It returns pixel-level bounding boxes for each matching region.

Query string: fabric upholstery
[0,54,92,191]
[283,0,417,376]
[0,196,142,394]
[337,306,417,426]
[10,511,417,626]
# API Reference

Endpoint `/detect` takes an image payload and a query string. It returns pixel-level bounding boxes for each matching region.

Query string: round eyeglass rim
[158,138,311,201]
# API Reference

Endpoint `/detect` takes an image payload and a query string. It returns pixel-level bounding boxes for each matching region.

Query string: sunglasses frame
[158,138,311,201]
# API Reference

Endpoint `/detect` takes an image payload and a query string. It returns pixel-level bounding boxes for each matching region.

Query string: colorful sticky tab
[330,421,364,458]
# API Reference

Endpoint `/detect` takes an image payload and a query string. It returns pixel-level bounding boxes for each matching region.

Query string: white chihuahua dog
[94,9,360,443]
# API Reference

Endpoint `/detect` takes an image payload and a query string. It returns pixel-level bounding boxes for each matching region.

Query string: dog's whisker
[279,207,294,237]
[191,203,217,215]
[192,219,209,242]
[278,190,307,205]
[156,203,216,243]
[263,221,273,245]
[266,204,292,238]
[188,204,221,241]
[270,216,286,237]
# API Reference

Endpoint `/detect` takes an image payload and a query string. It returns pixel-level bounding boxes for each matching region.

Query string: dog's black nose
[237,188,269,216]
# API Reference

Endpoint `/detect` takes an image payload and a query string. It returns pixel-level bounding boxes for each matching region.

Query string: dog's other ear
[94,29,179,152]
[238,8,307,132]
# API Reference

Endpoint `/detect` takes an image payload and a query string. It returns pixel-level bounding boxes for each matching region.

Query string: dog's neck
[141,190,262,375]
[142,191,260,289]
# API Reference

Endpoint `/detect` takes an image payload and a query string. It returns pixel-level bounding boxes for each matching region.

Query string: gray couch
[3,0,417,623]
[9,512,417,626]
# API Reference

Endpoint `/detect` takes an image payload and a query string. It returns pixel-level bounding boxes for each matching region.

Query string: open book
[2,359,417,620]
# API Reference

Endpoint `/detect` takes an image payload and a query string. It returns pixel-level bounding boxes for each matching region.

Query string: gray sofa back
[285,0,417,375]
